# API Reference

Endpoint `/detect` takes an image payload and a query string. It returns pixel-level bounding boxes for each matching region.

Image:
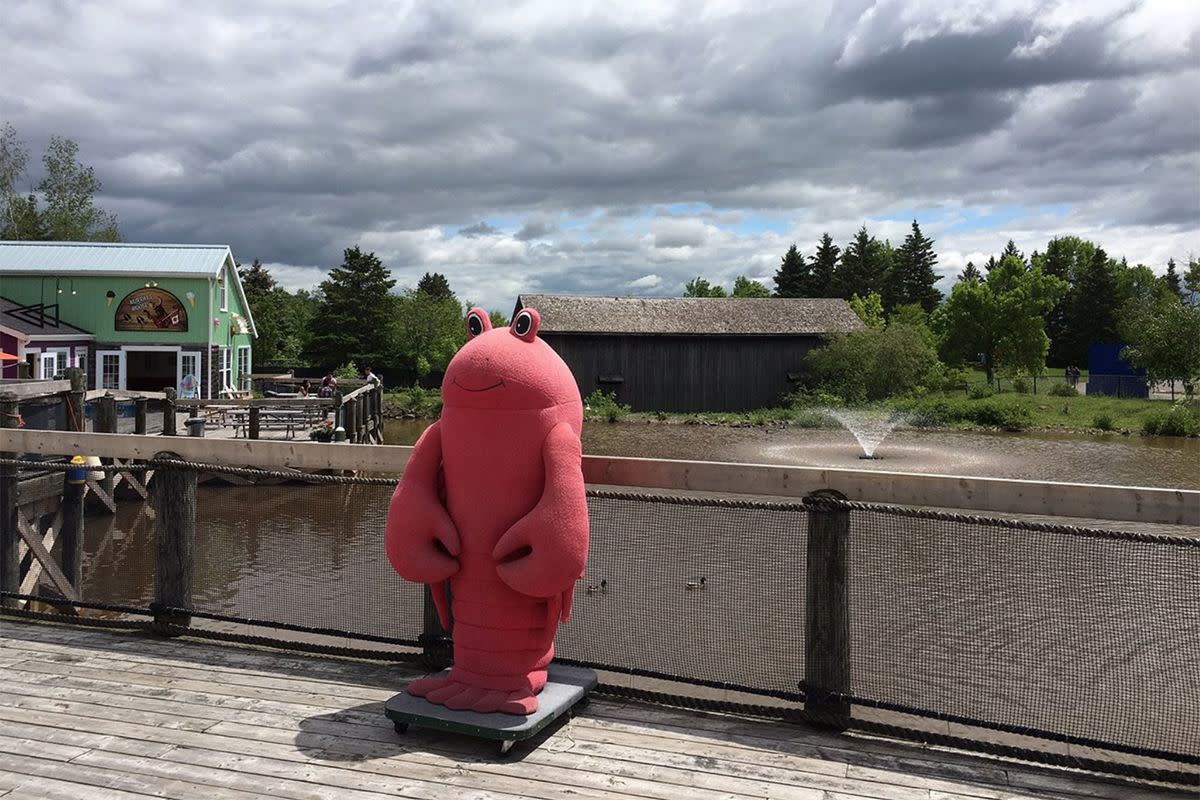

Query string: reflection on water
[389,418,1200,489]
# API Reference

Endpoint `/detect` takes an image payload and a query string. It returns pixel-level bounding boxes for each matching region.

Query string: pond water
[385,419,1200,489]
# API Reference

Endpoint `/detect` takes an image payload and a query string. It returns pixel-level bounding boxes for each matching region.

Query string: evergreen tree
[1066,247,1122,364]
[958,261,982,283]
[1039,236,1097,366]
[983,255,999,274]
[810,233,839,297]
[1165,258,1183,299]
[834,225,889,299]
[238,258,276,300]
[684,277,728,297]
[885,220,942,312]
[1001,239,1025,266]
[304,246,397,370]
[416,272,455,302]
[731,276,771,297]
[772,244,811,297]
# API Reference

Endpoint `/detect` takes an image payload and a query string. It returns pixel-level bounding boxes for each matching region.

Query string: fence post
[0,394,19,609]
[134,398,148,435]
[249,406,261,440]
[421,584,453,670]
[803,488,851,731]
[61,461,87,594]
[345,398,358,444]
[163,388,177,436]
[96,393,117,434]
[66,368,86,432]
[153,454,196,635]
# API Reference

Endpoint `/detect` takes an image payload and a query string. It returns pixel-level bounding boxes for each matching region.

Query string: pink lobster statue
[385,306,589,715]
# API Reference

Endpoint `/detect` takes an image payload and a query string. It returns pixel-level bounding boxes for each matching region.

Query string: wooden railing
[1,427,1195,526]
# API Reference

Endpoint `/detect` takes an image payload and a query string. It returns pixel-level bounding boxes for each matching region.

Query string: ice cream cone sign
[106,290,116,307]
[186,291,195,307]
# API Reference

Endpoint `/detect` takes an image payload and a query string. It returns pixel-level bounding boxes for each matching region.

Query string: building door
[96,350,125,390]
[179,351,201,398]
[125,349,178,393]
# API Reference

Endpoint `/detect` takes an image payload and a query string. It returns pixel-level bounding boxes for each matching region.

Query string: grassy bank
[384,385,1199,437]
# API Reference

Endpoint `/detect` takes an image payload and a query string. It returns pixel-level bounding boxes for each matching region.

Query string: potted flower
[309,419,335,442]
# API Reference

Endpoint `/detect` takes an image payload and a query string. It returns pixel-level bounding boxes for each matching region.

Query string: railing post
[421,584,453,670]
[249,406,261,440]
[134,398,148,435]
[61,459,87,593]
[96,393,117,434]
[345,398,358,444]
[66,368,86,433]
[163,388,178,436]
[803,488,851,731]
[153,455,196,635]
[0,394,19,609]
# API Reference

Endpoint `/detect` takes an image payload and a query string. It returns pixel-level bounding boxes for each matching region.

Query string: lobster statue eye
[466,308,491,338]
[511,308,539,342]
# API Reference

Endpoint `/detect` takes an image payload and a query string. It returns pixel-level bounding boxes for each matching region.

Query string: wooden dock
[0,621,1180,800]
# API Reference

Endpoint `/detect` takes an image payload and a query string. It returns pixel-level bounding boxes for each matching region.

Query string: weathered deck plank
[0,620,1189,800]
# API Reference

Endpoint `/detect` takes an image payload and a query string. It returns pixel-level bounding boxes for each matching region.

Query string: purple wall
[1,331,21,378]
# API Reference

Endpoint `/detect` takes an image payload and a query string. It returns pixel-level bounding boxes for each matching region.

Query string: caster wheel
[498,740,515,757]
[393,721,409,734]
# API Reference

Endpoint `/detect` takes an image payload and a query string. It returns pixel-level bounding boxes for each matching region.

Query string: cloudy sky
[3,0,1198,312]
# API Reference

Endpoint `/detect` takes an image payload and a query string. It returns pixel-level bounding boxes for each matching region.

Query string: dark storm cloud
[0,1,1195,310]
[457,221,500,238]
[514,219,557,241]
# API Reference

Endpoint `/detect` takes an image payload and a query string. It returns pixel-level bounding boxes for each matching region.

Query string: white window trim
[220,267,229,312]
[95,350,126,391]
[236,344,252,391]
[218,346,232,394]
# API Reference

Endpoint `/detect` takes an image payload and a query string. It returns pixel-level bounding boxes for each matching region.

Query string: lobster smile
[453,377,505,393]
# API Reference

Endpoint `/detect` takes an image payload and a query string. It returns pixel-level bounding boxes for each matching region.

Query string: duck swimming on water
[685,576,707,590]
[586,579,608,594]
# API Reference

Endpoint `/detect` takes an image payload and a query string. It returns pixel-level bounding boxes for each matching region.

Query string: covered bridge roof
[515,295,864,335]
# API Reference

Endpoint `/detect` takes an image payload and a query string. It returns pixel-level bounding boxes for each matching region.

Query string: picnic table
[227,408,327,439]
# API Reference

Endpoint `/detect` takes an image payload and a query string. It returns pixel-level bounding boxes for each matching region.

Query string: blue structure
[1086,343,1148,398]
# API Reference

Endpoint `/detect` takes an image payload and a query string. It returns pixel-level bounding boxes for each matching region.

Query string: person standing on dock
[364,367,381,387]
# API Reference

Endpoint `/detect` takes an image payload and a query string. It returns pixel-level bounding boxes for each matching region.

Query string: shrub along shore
[380,385,1200,438]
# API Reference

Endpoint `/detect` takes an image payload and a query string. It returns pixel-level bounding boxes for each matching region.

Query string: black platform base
[384,663,598,755]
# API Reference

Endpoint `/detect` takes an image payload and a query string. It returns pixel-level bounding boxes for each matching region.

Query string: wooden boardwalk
[0,621,1184,800]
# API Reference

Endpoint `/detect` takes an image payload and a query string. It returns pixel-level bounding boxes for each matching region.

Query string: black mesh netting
[20,463,1197,771]
[848,508,1200,760]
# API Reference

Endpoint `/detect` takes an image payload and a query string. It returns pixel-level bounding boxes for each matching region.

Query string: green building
[0,241,257,397]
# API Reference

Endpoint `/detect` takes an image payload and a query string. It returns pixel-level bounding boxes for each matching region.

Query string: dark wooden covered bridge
[514,295,863,412]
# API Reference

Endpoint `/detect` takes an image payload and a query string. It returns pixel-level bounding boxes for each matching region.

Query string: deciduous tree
[731,275,771,297]
[684,276,728,297]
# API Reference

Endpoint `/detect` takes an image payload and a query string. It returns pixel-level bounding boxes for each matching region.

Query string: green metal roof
[0,241,232,278]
